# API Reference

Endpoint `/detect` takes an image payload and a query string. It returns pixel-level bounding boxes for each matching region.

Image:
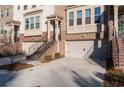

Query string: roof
[47,14,63,20]
[6,20,21,25]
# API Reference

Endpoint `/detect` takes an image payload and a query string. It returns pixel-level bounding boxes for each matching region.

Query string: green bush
[45,55,52,61]
[55,53,61,58]
[106,69,124,83]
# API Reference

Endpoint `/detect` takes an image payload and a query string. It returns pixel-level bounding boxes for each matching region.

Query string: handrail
[112,26,120,67]
[28,34,54,59]
[28,34,47,54]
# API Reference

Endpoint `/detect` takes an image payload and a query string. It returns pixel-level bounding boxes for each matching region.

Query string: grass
[0,63,33,71]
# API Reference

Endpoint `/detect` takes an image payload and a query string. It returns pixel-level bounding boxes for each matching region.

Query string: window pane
[85,17,91,24]
[95,15,101,23]
[24,5,27,10]
[36,16,40,29]
[32,5,36,8]
[69,12,74,26]
[25,18,29,30]
[95,7,101,15]
[69,12,74,19]
[86,9,91,17]
[77,10,82,25]
[1,10,4,18]
[94,7,101,23]
[7,8,9,16]
[69,19,74,26]
[18,5,20,10]
[77,18,82,25]
[30,17,34,29]
[77,10,82,18]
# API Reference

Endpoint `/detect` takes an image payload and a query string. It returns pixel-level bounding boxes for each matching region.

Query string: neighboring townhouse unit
[13,5,56,55]
[107,5,124,70]
[64,5,107,58]
[0,5,20,43]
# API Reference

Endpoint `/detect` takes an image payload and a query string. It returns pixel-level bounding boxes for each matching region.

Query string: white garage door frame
[65,40,94,58]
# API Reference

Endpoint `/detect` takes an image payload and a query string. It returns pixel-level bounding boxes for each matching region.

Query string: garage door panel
[65,41,93,58]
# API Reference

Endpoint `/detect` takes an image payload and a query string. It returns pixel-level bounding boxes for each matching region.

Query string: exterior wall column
[114,5,118,37]
[47,20,51,40]
[55,19,60,53]
[10,23,14,43]
[19,34,24,52]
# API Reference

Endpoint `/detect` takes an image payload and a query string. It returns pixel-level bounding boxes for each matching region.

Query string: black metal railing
[112,27,120,67]
[28,36,54,60]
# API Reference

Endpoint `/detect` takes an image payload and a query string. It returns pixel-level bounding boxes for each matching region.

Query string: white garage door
[65,41,93,58]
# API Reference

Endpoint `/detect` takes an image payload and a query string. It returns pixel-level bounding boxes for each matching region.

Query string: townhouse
[0,5,108,59]
[0,5,124,70]
[64,5,107,58]
[108,5,124,70]
[13,5,55,55]
[0,5,20,43]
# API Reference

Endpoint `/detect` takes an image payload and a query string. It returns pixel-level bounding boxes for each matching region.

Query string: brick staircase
[112,38,124,70]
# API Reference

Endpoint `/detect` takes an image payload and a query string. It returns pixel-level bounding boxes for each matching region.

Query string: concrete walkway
[0,57,106,87]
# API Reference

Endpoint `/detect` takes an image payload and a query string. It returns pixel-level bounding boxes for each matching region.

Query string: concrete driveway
[0,57,106,87]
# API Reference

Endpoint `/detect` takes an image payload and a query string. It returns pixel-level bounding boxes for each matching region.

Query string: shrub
[106,69,124,84]
[55,53,61,58]
[44,55,52,61]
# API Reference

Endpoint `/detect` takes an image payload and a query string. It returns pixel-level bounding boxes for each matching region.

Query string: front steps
[112,38,124,71]
[27,38,55,61]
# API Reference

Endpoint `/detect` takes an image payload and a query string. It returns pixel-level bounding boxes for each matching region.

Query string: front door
[118,15,124,38]
[14,25,19,42]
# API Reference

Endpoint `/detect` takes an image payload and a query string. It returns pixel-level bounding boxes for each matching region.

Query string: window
[69,12,74,26]
[24,5,27,10]
[18,5,20,10]
[77,10,82,25]
[85,9,91,24]
[1,10,4,18]
[7,8,9,16]
[25,18,29,30]
[30,17,34,29]
[94,7,101,23]
[0,25,4,34]
[35,16,40,29]
[32,5,36,8]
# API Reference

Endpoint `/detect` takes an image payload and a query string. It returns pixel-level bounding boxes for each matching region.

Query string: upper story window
[77,10,82,25]
[24,5,27,10]
[7,8,9,16]
[30,17,34,29]
[35,16,40,29]
[18,5,20,10]
[32,5,36,8]
[69,12,74,26]
[1,10,4,18]
[1,25,3,30]
[25,18,29,30]
[94,7,101,23]
[85,9,91,24]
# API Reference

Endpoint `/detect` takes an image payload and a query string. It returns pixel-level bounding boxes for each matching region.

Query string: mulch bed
[104,80,124,87]
[104,69,124,87]
[0,63,33,71]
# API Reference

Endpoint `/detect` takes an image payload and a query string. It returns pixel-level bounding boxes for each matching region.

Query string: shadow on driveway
[71,71,105,87]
